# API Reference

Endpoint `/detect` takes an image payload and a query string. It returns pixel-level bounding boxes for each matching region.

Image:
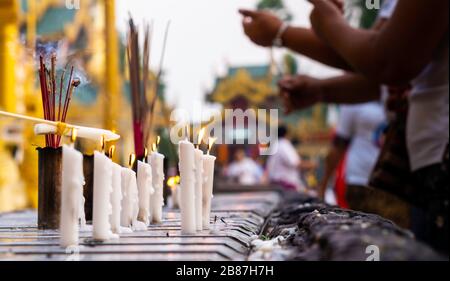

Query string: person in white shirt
[318,102,386,199]
[226,148,264,185]
[266,126,312,192]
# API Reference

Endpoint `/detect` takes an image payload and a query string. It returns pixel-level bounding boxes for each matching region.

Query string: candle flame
[157,135,161,146]
[109,145,116,159]
[70,127,78,143]
[144,147,148,159]
[208,137,217,154]
[129,153,136,168]
[197,127,206,146]
[167,175,181,189]
[152,143,157,152]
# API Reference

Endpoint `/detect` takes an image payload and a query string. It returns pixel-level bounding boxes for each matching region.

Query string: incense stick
[38,55,78,148]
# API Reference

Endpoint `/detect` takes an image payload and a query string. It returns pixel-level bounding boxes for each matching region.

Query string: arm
[281,26,350,70]
[318,140,348,200]
[279,73,381,113]
[239,9,350,70]
[320,73,381,104]
[281,18,388,71]
[310,0,449,84]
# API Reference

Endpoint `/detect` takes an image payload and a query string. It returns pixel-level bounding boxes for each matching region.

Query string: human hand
[239,9,283,47]
[278,75,324,114]
[308,0,346,42]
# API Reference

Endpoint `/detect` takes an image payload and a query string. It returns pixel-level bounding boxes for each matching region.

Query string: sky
[115,0,341,120]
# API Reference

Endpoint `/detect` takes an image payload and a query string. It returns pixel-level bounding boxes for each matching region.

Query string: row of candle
[179,129,216,234]
[60,132,165,247]
[59,129,216,247]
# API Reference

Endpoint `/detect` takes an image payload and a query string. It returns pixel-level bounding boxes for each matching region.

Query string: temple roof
[209,64,277,106]
[227,65,271,78]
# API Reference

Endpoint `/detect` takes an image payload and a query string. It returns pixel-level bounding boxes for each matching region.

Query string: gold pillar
[20,0,41,209]
[0,0,20,112]
[104,0,120,132]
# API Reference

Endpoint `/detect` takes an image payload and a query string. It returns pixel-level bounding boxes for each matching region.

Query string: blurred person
[266,126,313,192]
[319,102,386,201]
[315,103,415,226]
[225,148,264,185]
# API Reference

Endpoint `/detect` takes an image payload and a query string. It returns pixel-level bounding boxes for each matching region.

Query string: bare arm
[281,26,350,70]
[310,0,449,84]
[279,72,381,113]
[320,73,381,104]
[239,9,350,70]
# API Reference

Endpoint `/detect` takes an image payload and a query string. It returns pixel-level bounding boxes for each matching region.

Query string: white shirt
[336,103,386,186]
[227,158,263,185]
[266,138,303,189]
[379,0,449,171]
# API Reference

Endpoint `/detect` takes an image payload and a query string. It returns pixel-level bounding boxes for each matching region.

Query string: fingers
[238,9,258,18]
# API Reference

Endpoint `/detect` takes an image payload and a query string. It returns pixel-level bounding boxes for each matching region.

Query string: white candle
[150,151,165,223]
[194,148,204,231]
[60,145,85,248]
[202,154,216,229]
[34,123,120,142]
[120,167,134,228]
[137,160,153,225]
[92,151,114,241]
[110,163,122,234]
[120,165,146,232]
[178,140,196,234]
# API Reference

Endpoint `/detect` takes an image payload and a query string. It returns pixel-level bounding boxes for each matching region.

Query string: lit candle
[60,142,84,248]
[92,137,114,241]
[194,128,206,231]
[202,137,217,230]
[150,139,165,224]
[109,146,123,234]
[137,155,153,225]
[120,165,135,229]
[178,139,196,234]
[167,176,180,209]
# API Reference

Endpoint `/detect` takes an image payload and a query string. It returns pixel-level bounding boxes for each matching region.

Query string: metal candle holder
[37,147,62,229]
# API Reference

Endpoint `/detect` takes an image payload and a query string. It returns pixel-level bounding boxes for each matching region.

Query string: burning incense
[126,16,170,159]
[38,55,79,148]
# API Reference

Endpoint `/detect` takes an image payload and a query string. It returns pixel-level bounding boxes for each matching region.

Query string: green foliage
[257,0,284,10]
[256,0,293,21]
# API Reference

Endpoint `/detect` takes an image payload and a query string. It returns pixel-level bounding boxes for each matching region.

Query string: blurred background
[0,0,379,212]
